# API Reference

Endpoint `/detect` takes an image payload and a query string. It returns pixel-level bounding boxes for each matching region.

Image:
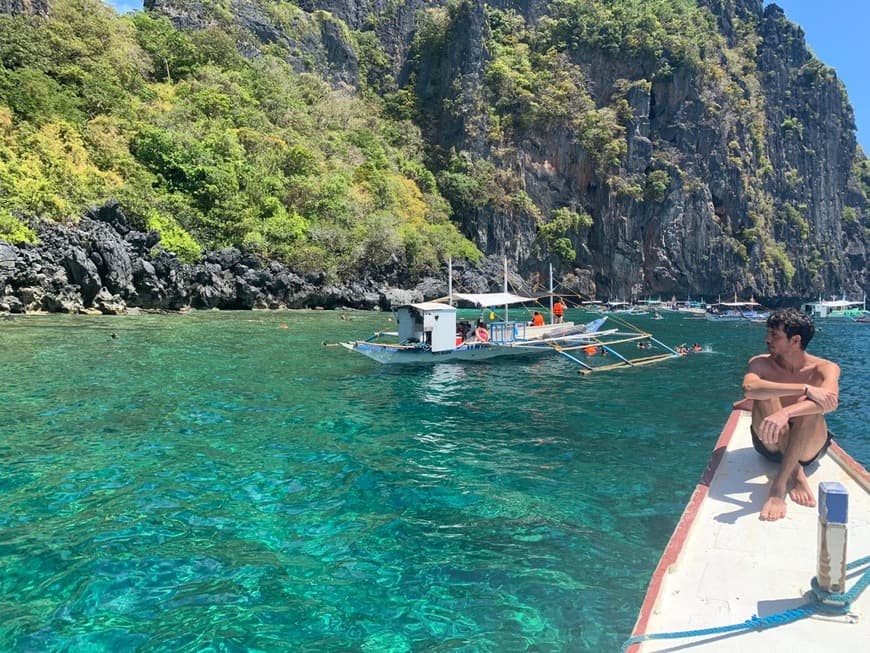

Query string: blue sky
[107,0,139,13]
[105,1,868,152]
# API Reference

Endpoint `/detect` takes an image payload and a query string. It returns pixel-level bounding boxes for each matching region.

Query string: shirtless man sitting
[739,308,840,522]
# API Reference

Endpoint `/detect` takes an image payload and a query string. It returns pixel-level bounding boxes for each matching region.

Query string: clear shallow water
[1,310,867,652]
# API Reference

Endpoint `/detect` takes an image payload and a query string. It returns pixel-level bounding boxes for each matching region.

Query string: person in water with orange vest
[553,298,565,323]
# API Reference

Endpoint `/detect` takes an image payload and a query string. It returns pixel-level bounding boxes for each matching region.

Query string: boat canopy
[711,301,761,307]
[451,292,537,307]
[815,299,864,308]
[405,301,457,312]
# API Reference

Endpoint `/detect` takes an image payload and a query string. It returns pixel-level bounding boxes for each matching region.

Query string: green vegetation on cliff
[0,0,479,279]
[1,0,866,296]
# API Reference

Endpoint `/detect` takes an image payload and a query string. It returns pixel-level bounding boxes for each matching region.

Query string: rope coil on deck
[621,555,870,652]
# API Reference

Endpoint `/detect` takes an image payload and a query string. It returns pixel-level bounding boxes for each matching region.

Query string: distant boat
[803,295,866,319]
[855,311,870,323]
[705,300,769,322]
[637,297,665,310]
[667,295,708,315]
[624,406,870,652]
[605,300,648,315]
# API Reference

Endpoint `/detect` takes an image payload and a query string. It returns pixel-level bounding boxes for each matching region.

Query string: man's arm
[805,359,840,414]
[742,372,806,400]
[741,357,805,400]
[749,358,840,445]
[742,357,840,413]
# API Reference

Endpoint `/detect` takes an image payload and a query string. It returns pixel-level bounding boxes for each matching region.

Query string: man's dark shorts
[751,426,833,467]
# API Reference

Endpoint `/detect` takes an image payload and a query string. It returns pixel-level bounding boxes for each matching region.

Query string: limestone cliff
[139,0,870,299]
[0,0,49,16]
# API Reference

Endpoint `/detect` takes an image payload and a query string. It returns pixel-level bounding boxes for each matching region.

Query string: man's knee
[789,414,825,436]
[752,399,782,421]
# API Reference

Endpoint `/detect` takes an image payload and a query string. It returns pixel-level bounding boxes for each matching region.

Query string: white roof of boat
[629,409,870,652]
[451,292,537,307]
[713,301,762,306]
[399,301,457,312]
[809,299,864,307]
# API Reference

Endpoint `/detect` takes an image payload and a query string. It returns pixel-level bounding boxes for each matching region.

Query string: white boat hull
[340,340,551,364]
[627,408,870,651]
[705,311,769,322]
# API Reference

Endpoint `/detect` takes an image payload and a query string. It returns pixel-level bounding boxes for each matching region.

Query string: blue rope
[621,555,870,652]
[812,555,870,606]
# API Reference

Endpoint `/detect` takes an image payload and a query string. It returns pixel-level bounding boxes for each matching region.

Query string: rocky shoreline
[0,202,499,315]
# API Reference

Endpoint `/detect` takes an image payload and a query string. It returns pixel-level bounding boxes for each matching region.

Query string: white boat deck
[629,409,870,652]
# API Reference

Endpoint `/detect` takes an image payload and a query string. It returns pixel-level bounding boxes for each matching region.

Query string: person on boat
[531,311,545,327]
[457,320,472,342]
[553,298,565,323]
[739,308,840,522]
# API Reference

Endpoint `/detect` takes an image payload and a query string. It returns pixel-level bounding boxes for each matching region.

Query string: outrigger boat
[624,405,870,652]
[667,295,708,315]
[705,299,769,322]
[339,292,680,373]
[605,300,648,315]
[802,295,867,319]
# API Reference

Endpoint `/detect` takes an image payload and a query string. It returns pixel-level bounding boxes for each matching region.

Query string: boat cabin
[394,302,458,352]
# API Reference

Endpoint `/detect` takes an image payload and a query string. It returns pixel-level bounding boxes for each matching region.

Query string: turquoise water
[1,310,867,652]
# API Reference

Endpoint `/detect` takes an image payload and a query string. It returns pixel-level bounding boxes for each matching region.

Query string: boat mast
[448,257,453,306]
[549,262,554,323]
[503,256,508,320]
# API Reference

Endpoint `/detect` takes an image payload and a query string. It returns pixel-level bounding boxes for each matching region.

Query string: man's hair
[767,308,814,350]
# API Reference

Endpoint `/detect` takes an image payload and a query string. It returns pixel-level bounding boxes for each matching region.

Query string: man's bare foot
[788,466,816,508]
[760,492,787,521]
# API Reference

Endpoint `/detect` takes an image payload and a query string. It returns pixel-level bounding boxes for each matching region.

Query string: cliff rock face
[756,4,865,292]
[0,0,49,16]
[144,0,361,86]
[148,0,869,300]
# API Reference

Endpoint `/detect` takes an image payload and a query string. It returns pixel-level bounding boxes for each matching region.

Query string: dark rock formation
[0,202,498,314]
[0,0,49,17]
